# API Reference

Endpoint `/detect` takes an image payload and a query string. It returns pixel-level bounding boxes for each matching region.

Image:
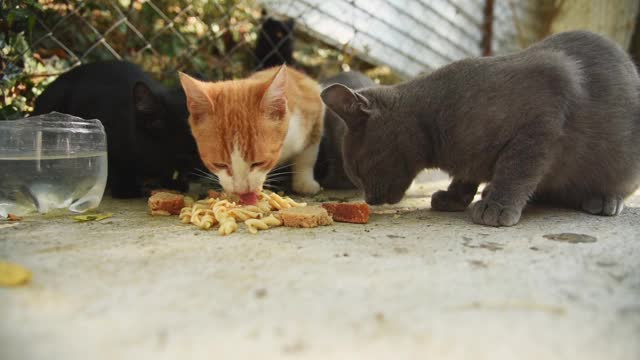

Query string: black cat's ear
[133,82,164,130]
[133,82,157,113]
[286,19,295,31]
[321,84,370,129]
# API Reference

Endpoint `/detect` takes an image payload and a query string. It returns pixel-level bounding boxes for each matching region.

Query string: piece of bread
[150,189,181,196]
[148,192,185,216]
[278,206,333,228]
[321,202,370,224]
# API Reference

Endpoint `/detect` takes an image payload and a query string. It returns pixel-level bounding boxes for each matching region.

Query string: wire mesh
[2,0,538,118]
[26,0,538,76]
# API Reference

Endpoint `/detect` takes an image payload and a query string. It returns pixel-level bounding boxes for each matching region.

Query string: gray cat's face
[321,84,416,204]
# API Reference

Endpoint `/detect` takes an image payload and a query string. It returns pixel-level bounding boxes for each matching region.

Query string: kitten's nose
[233,178,251,195]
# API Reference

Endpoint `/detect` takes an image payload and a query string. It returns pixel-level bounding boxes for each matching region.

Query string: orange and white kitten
[179,65,324,203]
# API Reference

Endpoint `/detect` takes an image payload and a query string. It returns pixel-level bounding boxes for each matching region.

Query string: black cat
[254,14,295,70]
[32,60,201,198]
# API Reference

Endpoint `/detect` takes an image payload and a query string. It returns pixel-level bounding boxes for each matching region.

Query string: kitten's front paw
[293,178,321,195]
[471,199,522,227]
[431,190,469,212]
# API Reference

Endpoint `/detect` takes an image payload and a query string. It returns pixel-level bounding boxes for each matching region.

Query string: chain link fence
[1,0,539,119]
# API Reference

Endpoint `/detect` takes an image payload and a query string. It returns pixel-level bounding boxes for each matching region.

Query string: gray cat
[315,71,376,189]
[321,31,640,227]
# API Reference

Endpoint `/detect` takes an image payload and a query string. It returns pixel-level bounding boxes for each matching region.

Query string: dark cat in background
[254,12,295,70]
[315,71,375,189]
[322,31,640,226]
[252,9,372,190]
[33,60,201,198]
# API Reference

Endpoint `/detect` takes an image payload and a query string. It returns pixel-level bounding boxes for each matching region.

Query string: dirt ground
[1,179,639,360]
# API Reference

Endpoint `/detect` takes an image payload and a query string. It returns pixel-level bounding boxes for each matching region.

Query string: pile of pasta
[179,191,306,235]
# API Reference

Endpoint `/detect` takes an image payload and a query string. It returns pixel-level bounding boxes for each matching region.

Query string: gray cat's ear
[321,84,370,129]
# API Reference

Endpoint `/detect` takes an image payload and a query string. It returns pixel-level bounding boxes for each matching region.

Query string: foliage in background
[1,0,399,119]
[1,0,63,119]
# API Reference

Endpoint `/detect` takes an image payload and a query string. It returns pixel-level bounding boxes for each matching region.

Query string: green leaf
[27,16,36,34]
[72,213,114,222]
[30,1,44,10]
[7,12,15,28]
[9,8,30,21]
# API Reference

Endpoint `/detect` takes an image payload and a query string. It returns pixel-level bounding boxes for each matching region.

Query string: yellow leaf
[72,213,113,222]
[0,261,32,287]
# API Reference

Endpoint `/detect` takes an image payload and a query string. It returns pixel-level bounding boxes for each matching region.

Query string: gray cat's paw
[481,186,491,199]
[431,190,469,212]
[471,199,522,227]
[581,195,624,216]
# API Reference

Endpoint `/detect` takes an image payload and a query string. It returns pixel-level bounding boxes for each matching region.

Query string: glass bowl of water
[0,112,108,216]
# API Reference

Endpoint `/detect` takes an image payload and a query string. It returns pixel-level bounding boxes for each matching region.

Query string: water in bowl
[0,152,108,217]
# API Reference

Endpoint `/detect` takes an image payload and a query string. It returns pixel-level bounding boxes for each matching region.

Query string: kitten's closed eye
[251,161,266,170]
[213,163,228,170]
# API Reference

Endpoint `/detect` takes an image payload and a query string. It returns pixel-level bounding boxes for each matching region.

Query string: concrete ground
[1,176,639,360]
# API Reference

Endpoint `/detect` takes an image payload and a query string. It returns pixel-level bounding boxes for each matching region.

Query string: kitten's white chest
[279,111,306,163]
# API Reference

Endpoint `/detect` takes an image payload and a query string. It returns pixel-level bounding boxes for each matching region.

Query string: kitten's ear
[178,72,213,121]
[261,64,288,119]
[321,84,370,129]
[133,82,164,130]
[286,19,295,31]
